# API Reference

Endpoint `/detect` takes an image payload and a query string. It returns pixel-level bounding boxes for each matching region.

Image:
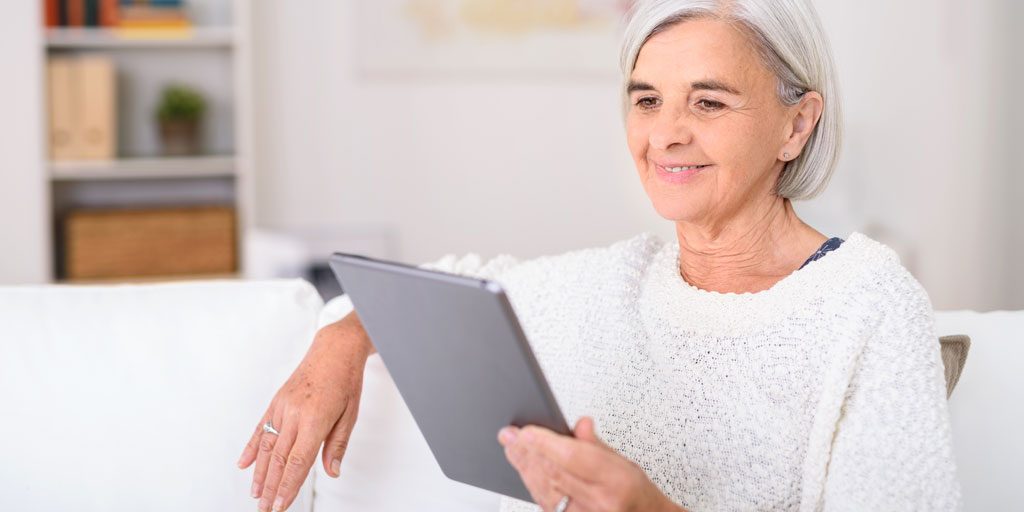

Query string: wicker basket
[64,206,237,280]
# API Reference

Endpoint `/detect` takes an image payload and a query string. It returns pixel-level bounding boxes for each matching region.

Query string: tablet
[328,252,570,503]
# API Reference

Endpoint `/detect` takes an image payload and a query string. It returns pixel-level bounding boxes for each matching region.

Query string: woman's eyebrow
[690,79,741,95]
[627,79,741,95]
[627,80,656,94]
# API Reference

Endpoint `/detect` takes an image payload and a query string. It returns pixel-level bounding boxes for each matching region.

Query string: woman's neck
[674,197,826,294]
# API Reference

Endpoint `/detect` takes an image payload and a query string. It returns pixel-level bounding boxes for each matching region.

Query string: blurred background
[0,0,1020,311]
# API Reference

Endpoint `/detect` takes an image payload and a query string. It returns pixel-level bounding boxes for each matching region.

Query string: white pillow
[0,279,322,511]
[313,295,501,511]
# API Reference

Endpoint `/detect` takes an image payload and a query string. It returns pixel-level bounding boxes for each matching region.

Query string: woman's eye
[695,99,725,111]
[635,97,660,110]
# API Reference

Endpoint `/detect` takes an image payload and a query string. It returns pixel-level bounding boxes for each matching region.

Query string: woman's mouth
[655,163,711,183]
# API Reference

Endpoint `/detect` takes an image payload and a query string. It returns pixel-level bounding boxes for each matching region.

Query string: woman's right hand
[236,313,374,512]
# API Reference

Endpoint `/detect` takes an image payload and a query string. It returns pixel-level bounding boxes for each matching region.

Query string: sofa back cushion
[0,279,322,511]
[935,310,1024,509]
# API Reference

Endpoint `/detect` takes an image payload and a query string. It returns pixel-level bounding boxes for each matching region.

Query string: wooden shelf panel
[45,27,235,49]
[50,156,236,181]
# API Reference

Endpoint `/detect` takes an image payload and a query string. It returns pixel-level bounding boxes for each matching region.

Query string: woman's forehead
[632,18,771,91]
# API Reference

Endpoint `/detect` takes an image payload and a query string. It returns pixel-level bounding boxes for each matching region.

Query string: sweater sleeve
[820,288,962,510]
[319,252,520,327]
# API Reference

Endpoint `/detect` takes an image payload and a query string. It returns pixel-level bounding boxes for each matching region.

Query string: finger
[321,399,359,478]
[252,409,285,503]
[505,442,562,511]
[497,425,520,447]
[258,413,299,512]
[544,455,602,509]
[238,409,272,470]
[271,429,320,512]
[573,417,604,446]
[520,426,606,482]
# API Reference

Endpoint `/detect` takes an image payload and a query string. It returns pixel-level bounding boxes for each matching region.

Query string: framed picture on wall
[354,0,636,77]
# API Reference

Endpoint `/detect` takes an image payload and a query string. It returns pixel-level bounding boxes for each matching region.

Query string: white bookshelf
[50,155,236,181]
[45,26,235,49]
[40,0,255,282]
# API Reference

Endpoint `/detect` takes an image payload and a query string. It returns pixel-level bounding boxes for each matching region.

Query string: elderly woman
[238,0,961,510]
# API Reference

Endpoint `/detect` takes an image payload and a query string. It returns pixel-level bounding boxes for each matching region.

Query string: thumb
[321,413,357,478]
[573,416,604,445]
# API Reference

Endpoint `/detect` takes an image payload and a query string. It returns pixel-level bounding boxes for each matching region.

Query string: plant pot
[159,119,201,156]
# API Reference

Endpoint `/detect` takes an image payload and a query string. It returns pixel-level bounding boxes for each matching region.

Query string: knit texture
[419,232,962,511]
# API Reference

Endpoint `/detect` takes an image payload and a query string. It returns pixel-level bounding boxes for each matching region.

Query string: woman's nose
[648,110,693,151]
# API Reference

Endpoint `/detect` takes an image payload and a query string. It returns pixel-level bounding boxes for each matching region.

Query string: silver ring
[262,419,280,436]
[554,495,570,512]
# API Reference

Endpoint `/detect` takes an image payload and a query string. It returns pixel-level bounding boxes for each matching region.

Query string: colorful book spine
[45,0,126,28]
[100,0,119,26]
[66,0,85,26]
[84,0,100,26]
[44,0,59,27]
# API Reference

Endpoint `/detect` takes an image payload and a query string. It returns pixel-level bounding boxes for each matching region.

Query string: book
[85,0,100,26]
[118,5,188,21]
[44,0,60,27]
[100,0,119,26]
[66,0,85,26]
[117,3,190,30]
[76,56,117,160]
[47,56,81,160]
[47,56,117,161]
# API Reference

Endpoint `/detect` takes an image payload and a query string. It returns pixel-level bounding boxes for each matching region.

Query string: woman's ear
[780,91,824,161]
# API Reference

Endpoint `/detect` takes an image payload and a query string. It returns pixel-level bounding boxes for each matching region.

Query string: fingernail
[257,498,269,512]
[237,455,245,468]
[499,427,517,444]
[331,458,341,477]
[250,481,259,498]
[272,496,284,511]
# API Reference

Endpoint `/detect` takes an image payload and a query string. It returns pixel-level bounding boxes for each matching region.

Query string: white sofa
[1,279,1020,510]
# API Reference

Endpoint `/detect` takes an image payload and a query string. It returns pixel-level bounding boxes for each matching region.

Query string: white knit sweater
[419,231,961,512]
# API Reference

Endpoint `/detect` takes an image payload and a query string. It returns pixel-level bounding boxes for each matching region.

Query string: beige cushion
[939,334,971,398]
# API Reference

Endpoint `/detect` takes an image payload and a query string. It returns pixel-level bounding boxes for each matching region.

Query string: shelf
[45,27,235,49]
[50,156,236,181]
[58,272,242,285]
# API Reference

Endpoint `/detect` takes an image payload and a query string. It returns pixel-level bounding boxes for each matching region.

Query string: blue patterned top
[799,237,845,270]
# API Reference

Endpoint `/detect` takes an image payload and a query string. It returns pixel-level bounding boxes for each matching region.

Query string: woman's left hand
[497,417,686,512]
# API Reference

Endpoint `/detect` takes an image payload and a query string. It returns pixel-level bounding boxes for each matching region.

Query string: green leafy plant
[156,85,206,123]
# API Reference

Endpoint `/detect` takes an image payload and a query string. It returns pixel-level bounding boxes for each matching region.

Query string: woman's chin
[647,195,706,222]
[650,202,703,222]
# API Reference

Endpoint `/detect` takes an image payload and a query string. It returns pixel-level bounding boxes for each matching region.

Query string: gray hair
[620,0,843,200]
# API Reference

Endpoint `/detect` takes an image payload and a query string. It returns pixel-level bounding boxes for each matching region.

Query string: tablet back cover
[329,253,569,503]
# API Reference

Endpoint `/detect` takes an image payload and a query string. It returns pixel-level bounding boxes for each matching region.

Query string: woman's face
[625,18,803,225]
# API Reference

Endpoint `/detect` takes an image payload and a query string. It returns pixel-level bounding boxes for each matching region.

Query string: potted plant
[156,84,206,156]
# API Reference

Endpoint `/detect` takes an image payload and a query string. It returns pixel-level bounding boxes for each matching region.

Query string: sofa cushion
[0,279,322,511]
[935,310,1024,509]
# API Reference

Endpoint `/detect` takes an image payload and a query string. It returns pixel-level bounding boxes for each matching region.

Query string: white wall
[250,1,669,265]
[1005,0,1024,310]
[251,1,1016,310]
[808,0,1008,311]
[0,3,50,284]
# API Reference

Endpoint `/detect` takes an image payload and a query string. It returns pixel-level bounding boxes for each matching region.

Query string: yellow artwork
[405,0,634,39]
[357,0,635,75]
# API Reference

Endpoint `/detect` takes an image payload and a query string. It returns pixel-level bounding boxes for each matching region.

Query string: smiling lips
[654,162,711,183]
